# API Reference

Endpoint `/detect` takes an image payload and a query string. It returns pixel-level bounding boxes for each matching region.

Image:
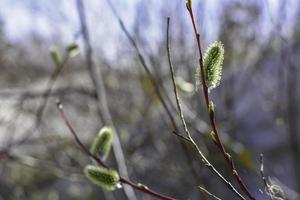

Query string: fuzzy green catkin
[50,47,62,66]
[196,41,224,90]
[84,165,119,191]
[66,43,80,57]
[90,126,113,160]
[208,101,215,113]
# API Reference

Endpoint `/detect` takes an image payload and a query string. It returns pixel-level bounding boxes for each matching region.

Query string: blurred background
[0,0,300,199]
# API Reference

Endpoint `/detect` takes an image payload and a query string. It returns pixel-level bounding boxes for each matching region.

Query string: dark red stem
[56,101,176,200]
[186,3,255,200]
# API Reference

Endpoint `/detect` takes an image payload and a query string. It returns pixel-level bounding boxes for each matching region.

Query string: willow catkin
[90,126,113,161]
[84,165,119,191]
[196,41,224,91]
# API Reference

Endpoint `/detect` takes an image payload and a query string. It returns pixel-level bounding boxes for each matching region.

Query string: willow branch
[167,17,245,200]
[186,1,255,199]
[56,101,176,200]
[260,154,272,200]
[198,186,222,200]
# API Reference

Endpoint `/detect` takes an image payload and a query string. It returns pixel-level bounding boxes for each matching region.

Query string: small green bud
[90,126,113,161]
[226,153,232,161]
[204,41,224,90]
[137,183,149,190]
[84,165,119,191]
[208,101,215,113]
[50,47,62,66]
[208,131,216,143]
[175,76,194,94]
[66,43,80,57]
[196,41,224,90]
[232,169,237,176]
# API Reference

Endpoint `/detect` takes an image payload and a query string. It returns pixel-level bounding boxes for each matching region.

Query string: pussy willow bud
[137,183,149,190]
[90,126,113,161]
[208,131,216,143]
[66,43,80,57]
[196,41,224,91]
[208,101,215,113]
[84,165,119,191]
[50,47,62,66]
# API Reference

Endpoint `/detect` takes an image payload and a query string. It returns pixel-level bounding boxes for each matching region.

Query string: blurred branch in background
[105,1,207,197]
[75,0,136,199]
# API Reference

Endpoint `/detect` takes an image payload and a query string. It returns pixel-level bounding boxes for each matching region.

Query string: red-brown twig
[56,101,176,200]
[260,154,272,200]
[167,17,245,200]
[186,1,255,200]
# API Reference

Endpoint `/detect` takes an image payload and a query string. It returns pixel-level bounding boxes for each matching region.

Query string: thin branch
[260,154,268,189]
[56,101,176,200]
[56,101,107,167]
[260,154,272,200]
[166,18,191,139]
[198,186,222,200]
[186,2,255,199]
[106,0,176,129]
[167,17,245,200]
[172,131,191,144]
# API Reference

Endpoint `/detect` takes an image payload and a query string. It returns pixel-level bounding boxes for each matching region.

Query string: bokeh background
[0,0,300,199]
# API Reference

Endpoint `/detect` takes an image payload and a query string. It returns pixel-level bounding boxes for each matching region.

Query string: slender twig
[198,186,223,200]
[106,0,176,129]
[172,131,190,143]
[166,18,191,140]
[186,1,255,199]
[56,101,107,167]
[56,101,176,200]
[260,154,272,200]
[260,154,268,189]
[167,18,245,200]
